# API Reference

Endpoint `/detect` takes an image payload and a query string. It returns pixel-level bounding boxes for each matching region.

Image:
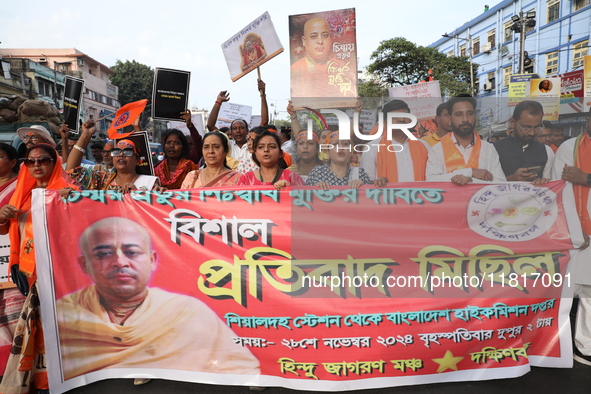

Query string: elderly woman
[238,130,304,189]
[66,120,161,192]
[154,129,197,189]
[306,131,387,189]
[0,143,73,394]
[181,131,241,188]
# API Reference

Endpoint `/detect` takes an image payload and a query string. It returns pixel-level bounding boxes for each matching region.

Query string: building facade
[430,0,591,136]
[0,48,119,134]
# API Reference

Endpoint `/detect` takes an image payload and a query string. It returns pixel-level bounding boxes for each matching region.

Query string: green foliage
[110,60,154,106]
[366,37,477,97]
[357,79,389,110]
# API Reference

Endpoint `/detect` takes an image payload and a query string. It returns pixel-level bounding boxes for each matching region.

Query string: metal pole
[519,10,526,74]
[469,34,474,94]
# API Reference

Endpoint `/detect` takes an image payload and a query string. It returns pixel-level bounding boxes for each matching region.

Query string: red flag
[106,99,148,139]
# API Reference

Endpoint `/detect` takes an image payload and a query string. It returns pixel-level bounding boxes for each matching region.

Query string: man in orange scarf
[553,112,591,366]
[426,95,505,185]
[360,99,429,183]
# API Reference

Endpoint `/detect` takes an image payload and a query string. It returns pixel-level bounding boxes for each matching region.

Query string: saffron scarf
[376,133,428,181]
[440,132,482,172]
[574,132,591,234]
[8,155,72,284]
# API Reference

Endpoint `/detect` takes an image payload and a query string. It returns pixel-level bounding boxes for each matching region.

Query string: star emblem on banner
[432,350,464,373]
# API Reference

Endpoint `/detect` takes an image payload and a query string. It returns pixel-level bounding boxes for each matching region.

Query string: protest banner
[388,81,443,121]
[289,8,358,109]
[62,76,85,133]
[222,11,284,82]
[530,78,561,121]
[115,131,153,176]
[152,68,190,121]
[35,180,581,393]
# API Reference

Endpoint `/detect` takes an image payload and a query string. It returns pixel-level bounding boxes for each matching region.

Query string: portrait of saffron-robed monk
[56,217,260,380]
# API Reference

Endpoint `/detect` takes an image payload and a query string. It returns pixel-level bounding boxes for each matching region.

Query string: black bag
[10,264,29,296]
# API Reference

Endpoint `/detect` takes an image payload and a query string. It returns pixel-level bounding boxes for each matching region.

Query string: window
[504,21,513,42]
[574,0,590,12]
[460,44,466,57]
[546,51,558,75]
[100,94,108,104]
[504,66,512,86]
[547,0,560,23]
[487,29,496,48]
[447,50,454,57]
[573,40,588,68]
[524,9,535,33]
[38,80,52,97]
[472,38,480,55]
[487,72,496,90]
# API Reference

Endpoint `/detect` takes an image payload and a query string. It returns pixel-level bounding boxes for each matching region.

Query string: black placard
[152,68,190,121]
[63,76,85,133]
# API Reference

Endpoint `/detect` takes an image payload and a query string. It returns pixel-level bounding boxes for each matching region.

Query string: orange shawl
[376,132,428,181]
[8,156,71,284]
[574,133,591,234]
[440,132,482,172]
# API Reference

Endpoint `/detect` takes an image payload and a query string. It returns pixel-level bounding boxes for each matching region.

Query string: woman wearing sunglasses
[65,120,162,192]
[0,143,74,394]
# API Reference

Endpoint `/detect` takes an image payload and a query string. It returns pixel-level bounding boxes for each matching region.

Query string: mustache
[105,267,137,279]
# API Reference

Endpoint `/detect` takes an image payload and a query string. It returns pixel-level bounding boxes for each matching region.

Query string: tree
[366,37,476,97]
[110,60,154,106]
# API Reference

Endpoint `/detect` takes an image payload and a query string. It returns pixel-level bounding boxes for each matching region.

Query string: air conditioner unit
[483,83,492,92]
[482,42,493,53]
[78,59,85,66]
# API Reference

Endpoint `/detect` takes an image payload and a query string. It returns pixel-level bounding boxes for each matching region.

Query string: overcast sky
[2,0,493,118]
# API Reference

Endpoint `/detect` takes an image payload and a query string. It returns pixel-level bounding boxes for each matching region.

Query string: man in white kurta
[552,117,591,366]
[56,217,260,380]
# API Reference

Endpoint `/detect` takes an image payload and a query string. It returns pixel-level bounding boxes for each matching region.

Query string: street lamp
[511,10,536,74]
[443,33,474,95]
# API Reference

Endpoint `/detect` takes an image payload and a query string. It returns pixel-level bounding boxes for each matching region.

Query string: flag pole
[95,112,113,122]
[257,67,261,80]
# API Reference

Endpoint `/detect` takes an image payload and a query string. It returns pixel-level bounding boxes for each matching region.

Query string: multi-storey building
[0,48,119,134]
[430,0,591,135]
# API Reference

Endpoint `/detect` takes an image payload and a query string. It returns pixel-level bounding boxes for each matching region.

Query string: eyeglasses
[23,157,54,167]
[22,134,42,142]
[110,148,136,157]
[515,123,544,133]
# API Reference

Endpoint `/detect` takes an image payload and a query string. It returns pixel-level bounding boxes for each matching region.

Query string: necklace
[258,167,281,183]
[102,298,145,324]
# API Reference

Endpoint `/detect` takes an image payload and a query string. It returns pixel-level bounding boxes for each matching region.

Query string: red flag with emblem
[106,99,148,139]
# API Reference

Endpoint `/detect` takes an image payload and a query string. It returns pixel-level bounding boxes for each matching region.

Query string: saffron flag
[106,99,148,139]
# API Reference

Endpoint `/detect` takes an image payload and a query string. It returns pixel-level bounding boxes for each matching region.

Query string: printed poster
[222,11,284,82]
[388,81,443,121]
[530,77,561,121]
[289,8,358,109]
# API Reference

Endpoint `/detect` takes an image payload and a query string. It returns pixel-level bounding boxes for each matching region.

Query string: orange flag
[106,99,148,139]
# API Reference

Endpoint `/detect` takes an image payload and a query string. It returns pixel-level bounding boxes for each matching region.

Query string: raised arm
[66,120,96,171]
[287,101,300,135]
[259,80,268,126]
[207,91,230,131]
[182,109,204,163]
[59,123,71,163]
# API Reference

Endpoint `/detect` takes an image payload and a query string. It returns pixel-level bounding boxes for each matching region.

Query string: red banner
[34,181,582,393]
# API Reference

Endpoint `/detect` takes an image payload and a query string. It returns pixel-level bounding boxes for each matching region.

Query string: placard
[62,76,85,133]
[222,11,284,82]
[152,68,190,122]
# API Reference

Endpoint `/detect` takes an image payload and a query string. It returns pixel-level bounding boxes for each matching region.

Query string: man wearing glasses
[493,100,554,187]
[17,125,56,149]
